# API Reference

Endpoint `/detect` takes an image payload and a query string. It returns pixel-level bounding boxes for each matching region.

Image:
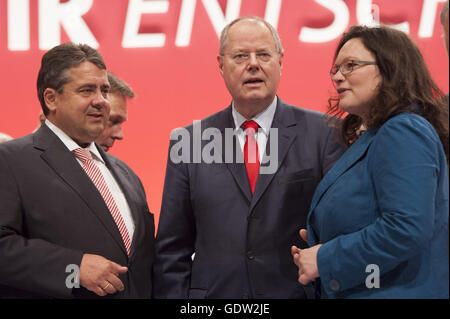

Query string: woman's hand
[291,229,322,285]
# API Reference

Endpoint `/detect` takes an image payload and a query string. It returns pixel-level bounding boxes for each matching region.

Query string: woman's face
[331,38,382,119]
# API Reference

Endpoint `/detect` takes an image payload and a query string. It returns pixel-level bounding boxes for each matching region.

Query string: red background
[1,0,448,227]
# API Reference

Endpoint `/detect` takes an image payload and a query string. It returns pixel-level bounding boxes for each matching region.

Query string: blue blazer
[307,112,449,298]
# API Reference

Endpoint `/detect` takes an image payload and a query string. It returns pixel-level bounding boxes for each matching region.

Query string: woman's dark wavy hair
[328,25,448,159]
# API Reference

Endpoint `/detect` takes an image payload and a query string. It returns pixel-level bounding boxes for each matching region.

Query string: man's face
[218,20,283,109]
[96,92,128,152]
[45,61,110,147]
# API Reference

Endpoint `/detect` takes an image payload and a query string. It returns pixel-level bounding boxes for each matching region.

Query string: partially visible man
[38,111,46,124]
[153,17,346,299]
[0,43,155,298]
[0,132,13,143]
[96,72,135,152]
[32,111,46,133]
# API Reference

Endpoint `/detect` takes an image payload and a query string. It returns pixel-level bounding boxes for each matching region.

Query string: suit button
[247,251,255,260]
[329,279,340,292]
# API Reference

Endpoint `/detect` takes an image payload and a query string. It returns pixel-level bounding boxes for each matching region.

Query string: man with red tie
[153,16,346,299]
[0,43,155,298]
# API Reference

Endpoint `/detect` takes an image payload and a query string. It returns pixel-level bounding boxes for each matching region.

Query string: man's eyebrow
[77,83,110,90]
[230,47,272,53]
[109,115,126,123]
[78,84,96,89]
[228,49,248,54]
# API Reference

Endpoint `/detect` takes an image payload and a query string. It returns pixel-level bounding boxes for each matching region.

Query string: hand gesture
[291,229,322,285]
[79,254,128,296]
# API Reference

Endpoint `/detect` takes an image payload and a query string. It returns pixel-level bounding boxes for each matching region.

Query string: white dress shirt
[231,96,277,162]
[45,120,135,242]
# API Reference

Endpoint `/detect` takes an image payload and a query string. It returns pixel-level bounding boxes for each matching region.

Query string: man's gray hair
[219,16,284,56]
[108,71,135,99]
[441,0,449,25]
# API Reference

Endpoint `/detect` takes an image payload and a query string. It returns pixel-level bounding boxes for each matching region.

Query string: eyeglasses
[330,60,377,77]
[223,51,276,64]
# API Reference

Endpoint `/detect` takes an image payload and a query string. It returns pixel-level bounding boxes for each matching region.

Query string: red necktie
[73,148,132,255]
[242,120,260,194]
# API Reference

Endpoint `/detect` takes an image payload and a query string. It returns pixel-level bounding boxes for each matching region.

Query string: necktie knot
[242,120,259,134]
[73,148,93,163]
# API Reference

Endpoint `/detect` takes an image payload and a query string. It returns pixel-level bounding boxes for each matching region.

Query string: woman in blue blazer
[292,25,449,298]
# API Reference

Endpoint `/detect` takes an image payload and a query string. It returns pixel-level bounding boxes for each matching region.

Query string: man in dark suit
[96,72,135,152]
[0,43,155,298]
[153,17,346,299]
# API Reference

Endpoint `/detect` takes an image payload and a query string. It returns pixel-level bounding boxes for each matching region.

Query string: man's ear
[279,52,284,74]
[43,88,58,112]
[217,55,224,76]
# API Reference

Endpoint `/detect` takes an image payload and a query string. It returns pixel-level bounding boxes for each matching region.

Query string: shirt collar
[45,119,105,164]
[231,96,277,136]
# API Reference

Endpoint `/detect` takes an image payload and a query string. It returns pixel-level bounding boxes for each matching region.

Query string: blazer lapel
[102,149,144,258]
[217,106,253,203]
[249,100,297,213]
[307,129,377,223]
[34,125,128,256]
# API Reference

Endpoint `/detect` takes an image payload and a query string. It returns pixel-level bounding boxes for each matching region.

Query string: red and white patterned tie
[73,148,131,255]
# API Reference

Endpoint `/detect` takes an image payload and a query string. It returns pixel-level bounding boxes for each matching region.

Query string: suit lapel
[34,125,128,256]
[102,149,143,258]
[217,106,253,203]
[226,161,252,203]
[307,129,377,224]
[249,100,297,213]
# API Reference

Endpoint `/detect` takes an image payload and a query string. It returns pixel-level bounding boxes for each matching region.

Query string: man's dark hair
[108,72,135,99]
[37,43,107,115]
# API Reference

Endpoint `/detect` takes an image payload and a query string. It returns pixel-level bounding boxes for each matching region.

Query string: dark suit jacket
[0,124,155,298]
[153,98,346,299]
